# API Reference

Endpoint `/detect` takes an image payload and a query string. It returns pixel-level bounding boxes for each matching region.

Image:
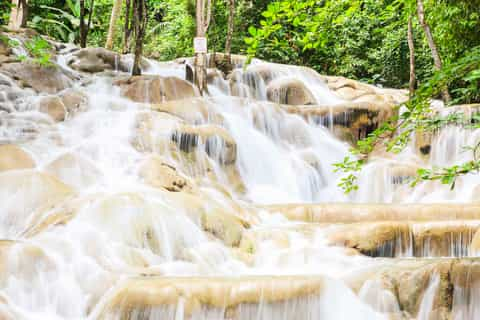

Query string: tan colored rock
[151,97,224,124]
[38,89,87,121]
[172,124,237,165]
[328,220,478,257]
[230,81,251,97]
[328,222,411,257]
[67,47,127,73]
[115,75,199,103]
[166,191,250,247]
[283,101,396,144]
[132,111,183,153]
[44,152,101,189]
[0,144,35,171]
[0,61,73,94]
[99,276,325,318]
[206,68,224,84]
[139,155,195,192]
[415,130,433,157]
[470,229,480,253]
[267,78,316,105]
[0,170,74,237]
[264,203,480,223]
[413,222,478,257]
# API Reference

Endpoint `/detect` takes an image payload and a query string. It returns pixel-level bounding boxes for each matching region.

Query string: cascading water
[1,33,480,319]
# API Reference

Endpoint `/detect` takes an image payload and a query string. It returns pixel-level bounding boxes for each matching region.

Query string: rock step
[264,203,480,223]
[347,257,480,320]
[241,220,480,258]
[326,220,480,258]
[95,259,480,320]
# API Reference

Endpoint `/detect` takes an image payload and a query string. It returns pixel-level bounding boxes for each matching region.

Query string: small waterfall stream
[1,36,480,319]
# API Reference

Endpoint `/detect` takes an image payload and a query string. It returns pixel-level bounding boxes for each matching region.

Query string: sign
[194,37,207,53]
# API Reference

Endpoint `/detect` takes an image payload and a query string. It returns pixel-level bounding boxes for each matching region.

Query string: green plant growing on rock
[19,36,54,67]
[334,46,480,193]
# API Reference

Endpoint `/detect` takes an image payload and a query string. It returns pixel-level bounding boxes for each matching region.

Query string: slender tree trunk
[225,0,235,65]
[8,0,28,30]
[122,0,132,53]
[79,0,87,47]
[407,15,416,97]
[194,0,212,94]
[416,0,451,103]
[87,0,95,36]
[132,0,147,76]
[105,0,123,50]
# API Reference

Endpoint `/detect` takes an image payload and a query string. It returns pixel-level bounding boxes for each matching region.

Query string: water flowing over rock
[0,33,479,320]
[114,75,199,103]
[0,61,74,94]
[67,47,132,73]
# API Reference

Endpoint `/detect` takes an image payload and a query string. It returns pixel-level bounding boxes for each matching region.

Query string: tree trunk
[105,0,123,50]
[122,0,132,53]
[225,0,235,65]
[79,0,87,48]
[8,0,28,30]
[132,0,147,76]
[87,0,95,35]
[407,15,416,97]
[194,0,212,94]
[416,0,451,103]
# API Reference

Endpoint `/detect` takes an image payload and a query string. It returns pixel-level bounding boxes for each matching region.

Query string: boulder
[328,221,478,257]
[44,152,101,189]
[266,78,316,105]
[139,155,195,192]
[151,97,224,124]
[0,61,73,94]
[114,75,199,103]
[321,76,408,105]
[328,222,411,257]
[132,111,183,153]
[99,276,325,319]
[172,124,237,165]
[0,144,35,171]
[348,259,480,319]
[67,47,129,73]
[38,88,87,121]
[166,191,250,247]
[0,170,74,237]
[283,102,395,144]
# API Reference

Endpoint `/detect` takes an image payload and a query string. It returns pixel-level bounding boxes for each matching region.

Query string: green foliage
[29,0,80,43]
[0,1,11,25]
[143,0,195,60]
[246,0,480,91]
[334,46,480,193]
[19,36,54,67]
[333,157,365,194]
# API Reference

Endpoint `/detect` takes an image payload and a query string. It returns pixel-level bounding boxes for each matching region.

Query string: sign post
[194,37,207,54]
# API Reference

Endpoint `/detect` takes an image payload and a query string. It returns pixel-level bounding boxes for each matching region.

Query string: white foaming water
[0,46,479,319]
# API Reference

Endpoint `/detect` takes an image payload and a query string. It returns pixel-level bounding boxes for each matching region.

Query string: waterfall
[0,38,479,319]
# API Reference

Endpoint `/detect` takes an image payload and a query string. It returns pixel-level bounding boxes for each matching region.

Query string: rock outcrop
[0,61,74,94]
[0,144,35,171]
[114,75,199,103]
[67,47,129,73]
[266,78,316,105]
[37,89,87,121]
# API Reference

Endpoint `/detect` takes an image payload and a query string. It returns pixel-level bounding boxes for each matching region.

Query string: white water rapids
[0,39,480,320]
